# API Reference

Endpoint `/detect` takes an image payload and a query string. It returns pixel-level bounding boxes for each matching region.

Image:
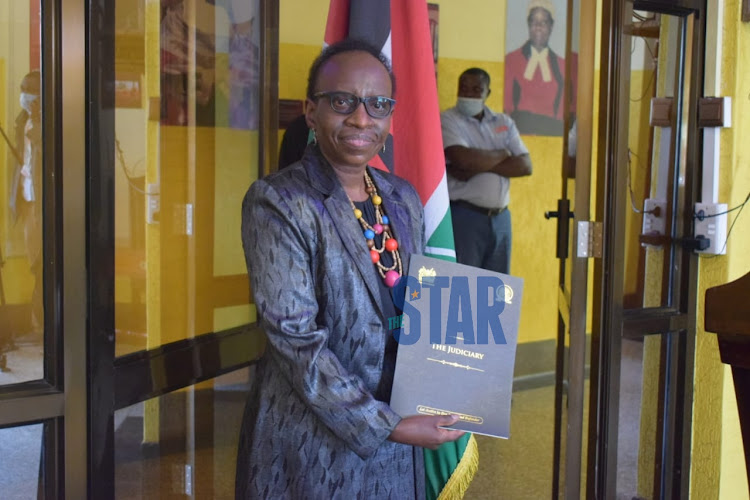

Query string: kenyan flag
[324,0,477,498]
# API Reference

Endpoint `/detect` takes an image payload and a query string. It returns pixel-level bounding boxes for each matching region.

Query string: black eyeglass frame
[313,91,396,119]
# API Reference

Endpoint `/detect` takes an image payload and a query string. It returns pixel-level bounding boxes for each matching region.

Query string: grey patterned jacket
[236,146,426,499]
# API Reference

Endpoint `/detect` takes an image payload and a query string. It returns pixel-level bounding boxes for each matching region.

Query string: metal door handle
[545,200,574,259]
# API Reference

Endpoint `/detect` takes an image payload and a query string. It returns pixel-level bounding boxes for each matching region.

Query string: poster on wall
[504,0,576,137]
[160,0,260,129]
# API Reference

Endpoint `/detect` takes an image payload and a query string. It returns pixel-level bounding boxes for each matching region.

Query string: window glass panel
[114,0,260,357]
[115,367,251,498]
[0,0,44,381]
[0,422,43,498]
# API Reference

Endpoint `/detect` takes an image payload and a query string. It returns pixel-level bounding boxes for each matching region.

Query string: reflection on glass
[115,367,250,498]
[616,337,646,498]
[619,11,690,500]
[0,1,44,382]
[0,423,43,497]
[114,0,260,357]
[622,12,692,311]
[623,11,660,310]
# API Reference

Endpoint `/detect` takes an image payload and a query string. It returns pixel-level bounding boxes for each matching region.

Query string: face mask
[20,93,38,114]
[456,97,484,117]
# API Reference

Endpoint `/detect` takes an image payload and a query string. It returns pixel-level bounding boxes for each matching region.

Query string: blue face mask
[456,97,484,117]
[20,93,38,114]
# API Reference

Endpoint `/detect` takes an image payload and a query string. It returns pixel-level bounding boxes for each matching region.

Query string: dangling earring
[382,143,386,153]
[312,129,318,145]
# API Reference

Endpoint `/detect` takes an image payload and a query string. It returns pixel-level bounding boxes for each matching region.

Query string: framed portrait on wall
[504,0,574,136]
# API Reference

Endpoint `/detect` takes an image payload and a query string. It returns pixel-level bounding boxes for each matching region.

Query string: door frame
[0,0,87,498]
[550,0,598,498]
[587,0,706,498]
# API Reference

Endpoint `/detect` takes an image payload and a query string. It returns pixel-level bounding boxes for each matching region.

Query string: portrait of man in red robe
[504,0,576,136]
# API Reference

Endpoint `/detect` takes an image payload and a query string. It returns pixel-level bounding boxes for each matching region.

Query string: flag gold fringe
[436,434,479,500]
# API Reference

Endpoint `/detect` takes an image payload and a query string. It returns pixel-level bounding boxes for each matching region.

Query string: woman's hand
[388,414,467,450]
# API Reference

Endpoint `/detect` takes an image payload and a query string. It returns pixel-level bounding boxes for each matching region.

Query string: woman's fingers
[389,414,467,449]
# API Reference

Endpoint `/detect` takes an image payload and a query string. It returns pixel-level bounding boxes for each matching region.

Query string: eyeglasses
[313,91,395,119]
[529,19,552,28]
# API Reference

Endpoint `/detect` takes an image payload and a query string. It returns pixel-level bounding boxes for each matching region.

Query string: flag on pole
[323,1,478,498]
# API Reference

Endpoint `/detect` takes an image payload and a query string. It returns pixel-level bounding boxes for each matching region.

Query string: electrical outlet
[694,202,728,255]
[641,198,666,247]
[146,183,160,224]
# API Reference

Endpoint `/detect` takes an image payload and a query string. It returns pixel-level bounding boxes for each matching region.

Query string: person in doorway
[9,70,43,338]
[235,38,465,499]
[441,67,532,274]
[504,0,566,136]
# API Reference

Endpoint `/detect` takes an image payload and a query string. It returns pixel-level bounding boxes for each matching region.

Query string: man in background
[9,70,43,337]
[441,67,532,274]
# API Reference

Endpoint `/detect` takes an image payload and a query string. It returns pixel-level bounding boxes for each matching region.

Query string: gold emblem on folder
[418,266,437,285]
[496,284,514,304]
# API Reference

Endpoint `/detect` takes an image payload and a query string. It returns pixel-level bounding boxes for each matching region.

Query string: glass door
[550,0,595,496]
[0,0,88,497]
[580,1,704,498]
[87,0,279,497]
[553,0,706,498]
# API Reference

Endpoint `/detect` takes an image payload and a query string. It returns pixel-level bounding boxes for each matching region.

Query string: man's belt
[451,200,506,217]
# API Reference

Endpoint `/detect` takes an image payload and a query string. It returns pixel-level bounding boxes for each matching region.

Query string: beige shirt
[441,106,528,210]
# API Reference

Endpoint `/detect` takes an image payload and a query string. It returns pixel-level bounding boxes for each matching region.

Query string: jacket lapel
[306,154,387,320]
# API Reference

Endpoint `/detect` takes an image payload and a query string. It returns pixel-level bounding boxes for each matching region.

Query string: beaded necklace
[347,170,403,288]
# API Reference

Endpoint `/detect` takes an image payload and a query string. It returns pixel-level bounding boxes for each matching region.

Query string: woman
[236,39,465,499]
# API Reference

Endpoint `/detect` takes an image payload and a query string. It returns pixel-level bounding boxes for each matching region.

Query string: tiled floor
[0,338,44,500]
[465,339,644,499]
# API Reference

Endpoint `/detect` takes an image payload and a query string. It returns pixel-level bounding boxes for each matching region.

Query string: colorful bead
[384,270,400,288]
[346,169,403,287]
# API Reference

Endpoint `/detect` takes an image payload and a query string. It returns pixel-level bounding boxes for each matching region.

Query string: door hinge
[170,463,193,495]
[577,221,602,258]
[173,203,194,235]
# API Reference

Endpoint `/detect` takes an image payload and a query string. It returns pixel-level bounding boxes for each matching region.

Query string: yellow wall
[279,0,561,345]
[0,1,36,306]
[632,9,749,497]
[694,1,750,498]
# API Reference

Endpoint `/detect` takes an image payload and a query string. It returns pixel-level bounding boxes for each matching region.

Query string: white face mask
[20,93,38,114]
[456,97,484,117]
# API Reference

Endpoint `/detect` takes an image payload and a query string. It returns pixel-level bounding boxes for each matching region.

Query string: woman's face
[306,51,393,171]
[528,8,553,51]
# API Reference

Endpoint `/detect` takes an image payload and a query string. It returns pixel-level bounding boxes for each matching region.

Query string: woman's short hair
[306,38,396,100]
